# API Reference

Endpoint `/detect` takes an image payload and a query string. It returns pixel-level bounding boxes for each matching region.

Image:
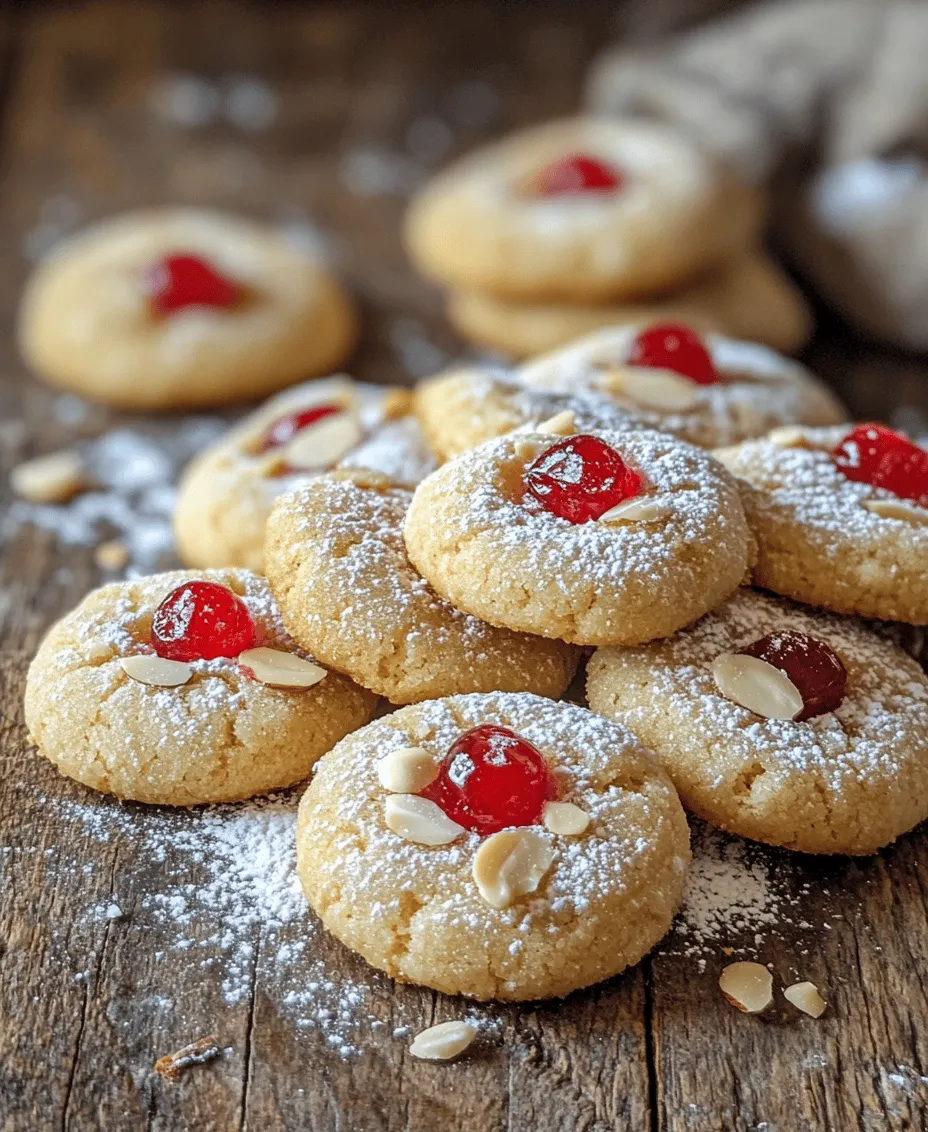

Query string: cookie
[18,209,358,409]
[174,378,437,571]
[24,569,377,805]
[403,425,754,646]
[517,323,846,448]
[263,473,580,704]
[404,117,762,302]
[413,365,642,461]
[715,423,928,623]
[587,588,928,855]
[296,692,690,1000]
[446,252,813,358]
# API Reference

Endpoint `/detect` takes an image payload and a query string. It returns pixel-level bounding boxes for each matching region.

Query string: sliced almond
[536,410,576,436]
[598,496,668,525]
[767,425,808,448]
[513,436,542,462]
[94,540,130,571]
[11,450,87,504]
[119,654,193,687]
[601,366,699,412]
[711,652,803,720]
[862,498,928,525]
[384,794,465,846]
[409,1020,477,1061]
[239,647,327,689]
[783,981,827,1018]
[381,388,414,420]
[719,961,773,1014]
[472,828,554,909]
[543,801,590,836]
[282,411,364,470]
[378,747,438,794]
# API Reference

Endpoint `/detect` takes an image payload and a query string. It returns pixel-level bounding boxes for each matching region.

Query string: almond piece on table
[409,1020,477,1061]
[543,801,590,836]
[120,655,193,687]
[378,747,438,794]
[239,647,327,689]
[719,961,773,1014]
[711,653,804,720]
[283,411,363,470]
[598,497,668,525]
[783,981,827,1018]
[11,450,88,504]
[472,828,554,909]
[384,794,465,846]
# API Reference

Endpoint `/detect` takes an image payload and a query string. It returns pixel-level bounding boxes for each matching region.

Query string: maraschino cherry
[532,154,624,197]
[258,404,343,453]
[151,581,256,662]
[832,423,928,507]
[523,434,644,524]
[739,630,847,721]
[144,254,240,316]
[627,323,719,386]
[420,725,557,836]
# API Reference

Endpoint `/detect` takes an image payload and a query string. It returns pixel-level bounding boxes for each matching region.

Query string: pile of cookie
[16,193,928,1013]
[404,116,813,358]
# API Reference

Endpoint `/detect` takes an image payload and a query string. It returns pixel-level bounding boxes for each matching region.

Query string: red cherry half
[833,423,928,507]
[523,434,644,524]
[258,404,343,453]
[144,254,240,316]
[532,153,624,197]
[739,630,847,721]
[151,580,256,662]
[420,724,557,836]
[627,323,719,386]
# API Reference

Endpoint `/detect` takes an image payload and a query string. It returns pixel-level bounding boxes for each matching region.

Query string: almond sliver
[598,497,668,524]
[239,647,327,688]
[377,747,438,794]
[543,801,590,836]
[384,794,465,846]
[409,1020,477,1061]
[862,498,928,525]
[282,411,363,470]
[119,655,193,687]
[536,410,576,436]
[603,366,699,411]
[472,828,554,909]
[711,652,803,720]
[719,961,773,1013]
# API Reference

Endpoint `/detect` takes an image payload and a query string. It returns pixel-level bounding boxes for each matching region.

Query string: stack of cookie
[404,116,813,358]
[18,207,928,1008]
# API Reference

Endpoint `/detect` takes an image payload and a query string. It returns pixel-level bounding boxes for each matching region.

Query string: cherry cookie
[24,569,376,805]
[296,692,689,1000]
[17,209,357,409]
[404,117,761,302]
[413,365,643,461]
[174,377,437,571]
[263,472,579,704]
[446,251,813,359]
[517,323,846,449]
[587,588,928,855]
[403,421,754,646]
[716,424,928,623]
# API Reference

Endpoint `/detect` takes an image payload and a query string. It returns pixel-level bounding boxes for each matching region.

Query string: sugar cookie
[587,588,928,855]
[18,209,358,409]
[297,692,690,1000]
[24,569,376,805]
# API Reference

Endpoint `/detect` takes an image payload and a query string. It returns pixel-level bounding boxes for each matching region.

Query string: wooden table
[2,3,928,1129]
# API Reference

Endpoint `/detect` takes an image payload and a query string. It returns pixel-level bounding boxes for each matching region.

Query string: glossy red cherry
[420,725,557,836]
[627,323,719,385]
[832,423,928,507]
[533,153,624,196]
[151,581,256,662]
[739,630,847,721]
[144,254,240,316]
[523,434,644,524]
[258,404,343,453]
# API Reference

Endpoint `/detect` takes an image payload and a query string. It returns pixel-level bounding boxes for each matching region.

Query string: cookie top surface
[174,377,437,572]
[403,426,753,646]
[264,475,579,703]
[18,208,357,408]
[517,325,846,448]
[716,425,928,622]
[24,568,376,805]
[297,691,689,1000]
[587,588,928,854]
[404,116,761,301]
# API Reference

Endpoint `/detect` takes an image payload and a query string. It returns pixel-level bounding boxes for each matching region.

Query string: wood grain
[1,2,928,1130]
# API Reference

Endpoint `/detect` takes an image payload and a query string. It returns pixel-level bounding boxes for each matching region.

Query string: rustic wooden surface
[2,2,928,1130]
